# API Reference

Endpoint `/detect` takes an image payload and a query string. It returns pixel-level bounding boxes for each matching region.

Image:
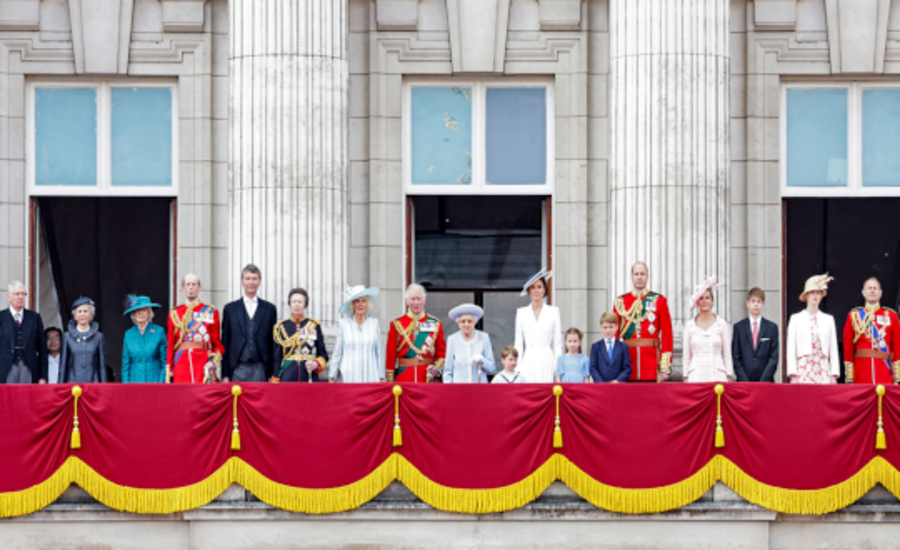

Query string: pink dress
[794,314,832,384]
[683,316,734,383]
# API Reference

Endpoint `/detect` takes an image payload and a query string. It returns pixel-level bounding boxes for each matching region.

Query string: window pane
[786,88,847,187]
[411,87,472,185]
[415,196,543,289]
[35,88,97,186]
[863,88,900,187]
[111,88,173,187]
[486,88,547,185]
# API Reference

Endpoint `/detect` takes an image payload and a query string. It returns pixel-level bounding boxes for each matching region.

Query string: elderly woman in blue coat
[121,295,167,383]
[61,297,108,383]
[442,304,496,383]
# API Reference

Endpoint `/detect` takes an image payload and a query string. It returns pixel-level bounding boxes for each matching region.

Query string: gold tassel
[714,384,725,448]
[553,385,563,449]
[231,385,242,451]
[877,384,887,450]
[70,386,82,449]
[392,385,403,447]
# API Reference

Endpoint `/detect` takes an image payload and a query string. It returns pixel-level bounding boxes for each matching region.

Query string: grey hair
[72,304,96,320]
[242,264,261,279]
[7,281,25,294]
[181,274,201,287]
[129,309,155,325]
[405,283,427,299]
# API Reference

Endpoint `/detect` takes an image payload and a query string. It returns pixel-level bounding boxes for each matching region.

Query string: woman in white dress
[328,285,383,383]
[514,269,562,383]
[787,274,840,384]
[683,276,734,383]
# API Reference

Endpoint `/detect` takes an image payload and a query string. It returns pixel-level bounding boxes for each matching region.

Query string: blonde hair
[600,311,617,325]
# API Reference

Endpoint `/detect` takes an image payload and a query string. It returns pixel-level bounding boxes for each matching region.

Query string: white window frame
[26,78,179,197]
[403,77,555,196]
[781,81,900,197]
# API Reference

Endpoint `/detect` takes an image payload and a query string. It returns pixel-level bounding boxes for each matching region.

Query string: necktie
[752,320,759,350]
[607,341,613,361]
[15,312,21,326]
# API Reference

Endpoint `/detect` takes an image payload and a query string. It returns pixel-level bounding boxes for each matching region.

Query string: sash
[857,309,892,373]
[173,305,212,366]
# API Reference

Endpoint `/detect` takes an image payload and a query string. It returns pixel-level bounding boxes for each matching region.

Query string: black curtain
[39,197,172,382]
[786,198,900,380]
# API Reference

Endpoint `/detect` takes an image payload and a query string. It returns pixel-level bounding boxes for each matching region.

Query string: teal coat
[122,323,167,383]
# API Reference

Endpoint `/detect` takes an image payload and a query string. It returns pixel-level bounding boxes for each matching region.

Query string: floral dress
[795,314,832,384]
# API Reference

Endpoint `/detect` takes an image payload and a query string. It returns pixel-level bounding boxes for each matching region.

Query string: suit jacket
[732,317,779,382]
[221,297,278,379]
[0,309,48,383]
[589,339,632,383]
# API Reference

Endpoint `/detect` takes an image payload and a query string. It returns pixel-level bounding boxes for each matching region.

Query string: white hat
[449,303,484,323]
[799,273,833,302]
[690,276,718,310]
[339,285,380,315]
[520,268,553,297]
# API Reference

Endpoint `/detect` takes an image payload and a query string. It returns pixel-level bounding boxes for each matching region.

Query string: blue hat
[339,285,380,315]
[72,296,95,310]
[520,268,553,297]
[123,294,161,316]
[449,303,484,323]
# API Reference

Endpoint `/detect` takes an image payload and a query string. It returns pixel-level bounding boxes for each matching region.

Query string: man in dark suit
[221,264,278,382]
[0,281,48,384]
[732,287,779,382]
[590,311,632,383]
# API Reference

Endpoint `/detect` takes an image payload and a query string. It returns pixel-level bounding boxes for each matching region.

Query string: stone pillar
[608,0,730,328]
[230,0,349,324]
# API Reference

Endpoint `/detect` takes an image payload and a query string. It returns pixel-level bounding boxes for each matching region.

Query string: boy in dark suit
[732,287,779,382]
[590,311,631,383]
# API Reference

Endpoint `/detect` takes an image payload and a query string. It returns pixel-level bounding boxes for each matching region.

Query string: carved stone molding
[446,0,510,72]
[375,0,418,31]
[824,0,890,74]
[753,0,797,31]
[0,0,39,31]
[538,0,581,31]
[68,0,134,74]
[162,0,207,33]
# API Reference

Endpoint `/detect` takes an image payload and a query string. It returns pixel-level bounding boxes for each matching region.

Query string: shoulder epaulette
[427,314,441,323]
[885,307,897,314]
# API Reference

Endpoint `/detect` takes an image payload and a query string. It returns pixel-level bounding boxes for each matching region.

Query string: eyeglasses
[47,336,61,341]
[9,292,26,297]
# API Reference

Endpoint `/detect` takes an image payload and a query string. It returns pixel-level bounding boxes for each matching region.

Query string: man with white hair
[166,274,225,383]
[0,281,48,384]
[385,283,446,383]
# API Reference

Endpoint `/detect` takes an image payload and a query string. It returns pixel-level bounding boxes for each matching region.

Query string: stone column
[608,0,730,328]
[230,0,349,324]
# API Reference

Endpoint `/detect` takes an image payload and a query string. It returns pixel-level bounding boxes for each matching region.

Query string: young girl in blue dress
[555,328,591,383]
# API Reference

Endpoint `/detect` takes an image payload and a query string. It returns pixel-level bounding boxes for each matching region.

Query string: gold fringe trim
[0,457,233,518]
[3,454,900,518]
[396,454,558,514]
[559,455,718,514]
[232,457,396,514]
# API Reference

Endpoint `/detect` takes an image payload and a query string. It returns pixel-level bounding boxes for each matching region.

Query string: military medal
[648,325,656,335]
[647,312,656,322]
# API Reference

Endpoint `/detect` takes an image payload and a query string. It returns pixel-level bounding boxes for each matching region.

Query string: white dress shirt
[47,354,61,384]
[243,295,258,319]
[8,307,22,323]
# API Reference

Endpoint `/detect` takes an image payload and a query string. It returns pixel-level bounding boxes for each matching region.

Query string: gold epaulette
[885,307,897,315]
[426,314,441,325]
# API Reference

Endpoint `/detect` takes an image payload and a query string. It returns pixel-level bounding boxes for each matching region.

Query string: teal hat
[339,285,380,315]
[123,294,161,316]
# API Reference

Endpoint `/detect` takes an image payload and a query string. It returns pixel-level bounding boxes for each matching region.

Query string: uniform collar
[865,302,881,313]
[292,315,305,324]
[631,289,649,300]
[407,310,427,322]
[187,299,202,309]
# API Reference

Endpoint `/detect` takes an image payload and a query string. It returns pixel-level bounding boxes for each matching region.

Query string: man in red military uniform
[613,262,673,382]
[166,273,225,383]
[843,277,900,385]
[386,283,446,383]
